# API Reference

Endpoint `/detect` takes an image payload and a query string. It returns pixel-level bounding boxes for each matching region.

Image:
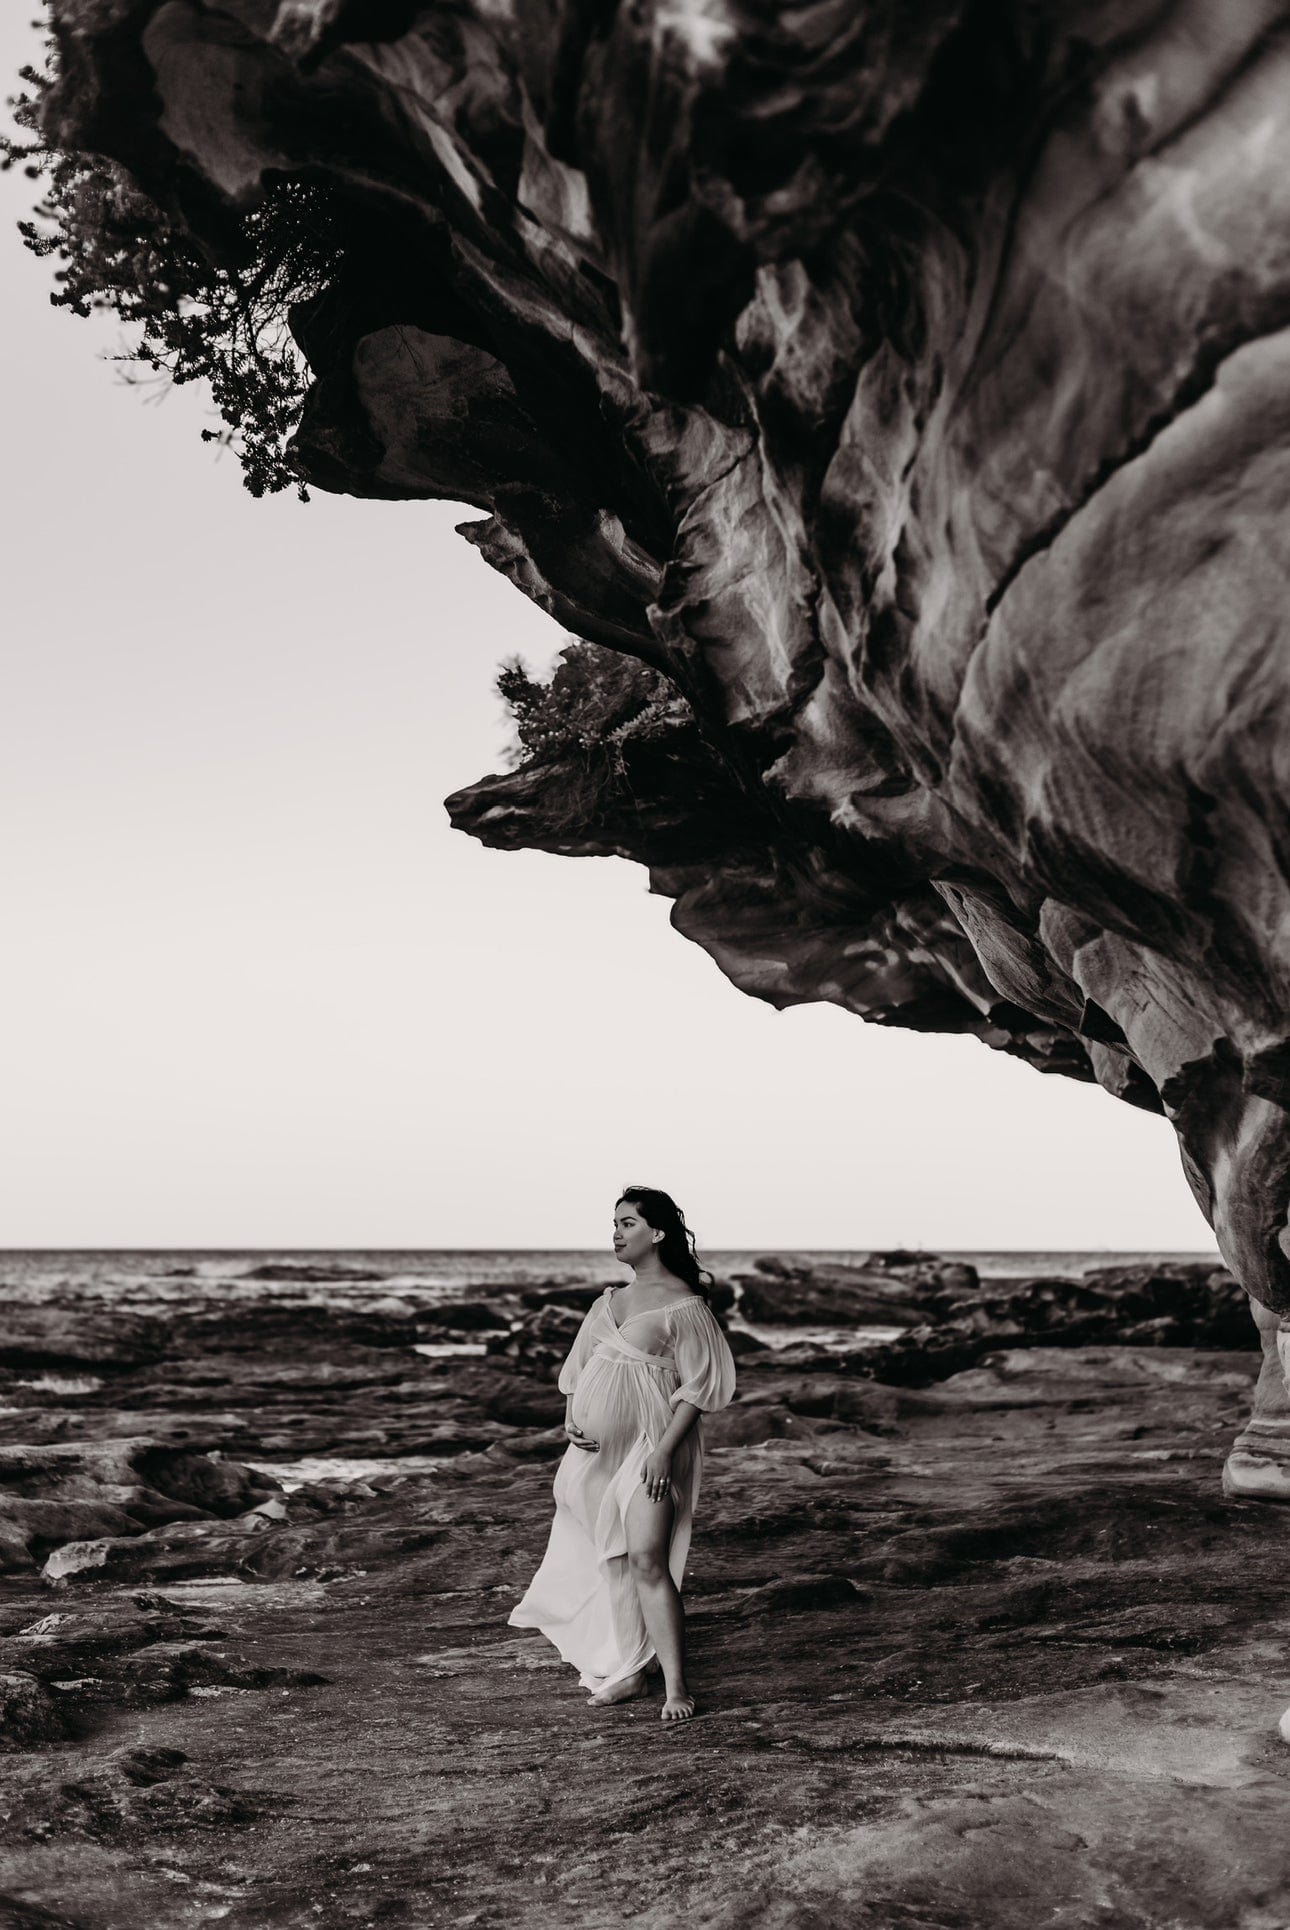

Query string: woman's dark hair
[616,1186,713,1303]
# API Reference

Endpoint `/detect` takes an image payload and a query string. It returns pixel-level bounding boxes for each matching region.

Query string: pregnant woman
[509,1185,737,1721]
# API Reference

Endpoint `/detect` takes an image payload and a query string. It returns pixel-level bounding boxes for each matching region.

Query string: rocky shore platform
[2,1257,1288,1928]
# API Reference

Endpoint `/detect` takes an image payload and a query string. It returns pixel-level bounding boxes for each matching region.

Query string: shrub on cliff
[494,642,719,846]
[497,645,689,770]
[3,40,338,497]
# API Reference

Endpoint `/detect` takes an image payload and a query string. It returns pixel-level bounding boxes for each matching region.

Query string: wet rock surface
[0,1264,1285,1926]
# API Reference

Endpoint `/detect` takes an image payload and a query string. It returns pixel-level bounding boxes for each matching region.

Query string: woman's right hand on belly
[565,1419,599,1452]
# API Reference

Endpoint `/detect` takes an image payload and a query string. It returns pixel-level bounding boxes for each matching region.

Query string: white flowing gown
[508,1286,737,1691]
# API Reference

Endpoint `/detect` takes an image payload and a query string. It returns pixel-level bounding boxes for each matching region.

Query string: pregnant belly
[572,1358,657,1454]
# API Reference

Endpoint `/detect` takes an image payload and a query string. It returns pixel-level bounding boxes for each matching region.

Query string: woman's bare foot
[661,1686,696,1721]
[588,1670,647,1706]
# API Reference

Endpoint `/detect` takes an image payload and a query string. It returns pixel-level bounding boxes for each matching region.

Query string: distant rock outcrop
[35,4,1290,1323]
[732,1256,929,1328]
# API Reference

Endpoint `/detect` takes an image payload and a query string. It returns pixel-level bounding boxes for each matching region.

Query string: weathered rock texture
[38,6,1290,1312]
[0,1268,1285,1927]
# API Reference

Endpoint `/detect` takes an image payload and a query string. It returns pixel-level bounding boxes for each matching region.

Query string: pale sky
[0,18,1215,1253]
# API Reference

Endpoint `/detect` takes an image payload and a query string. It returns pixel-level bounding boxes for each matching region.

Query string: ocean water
[0,1246,1226,1307]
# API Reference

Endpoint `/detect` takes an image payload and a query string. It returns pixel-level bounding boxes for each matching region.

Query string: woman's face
[613,1200,660,1268]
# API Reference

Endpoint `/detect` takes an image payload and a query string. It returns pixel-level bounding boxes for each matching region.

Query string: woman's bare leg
[586,1552,649,1704]
[624,1487,694,1720]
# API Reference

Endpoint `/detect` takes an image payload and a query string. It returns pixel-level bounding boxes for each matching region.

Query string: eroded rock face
[38,2,1290,1303]
[0,1436,284,1575]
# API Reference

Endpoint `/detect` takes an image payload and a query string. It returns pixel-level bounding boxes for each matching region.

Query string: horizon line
[0,1242,1224,1256]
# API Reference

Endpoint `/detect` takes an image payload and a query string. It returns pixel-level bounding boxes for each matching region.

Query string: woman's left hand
[642,1450,672,1502]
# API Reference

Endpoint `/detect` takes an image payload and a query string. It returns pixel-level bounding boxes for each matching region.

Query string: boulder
[0,1672,65,1749]
[849,1253,985,1297]
[0,1439,282,1573]
[862,1264,1254,1387]
[105,1745,189,1786]
[862,1251,942,1271]
[19,1755,264,1841]
[485,1304,584,1375]
[240,1262,385,1283]
[415,1302,511,1332]
[734,1258,925,1327]
[517,1284,609,1313]
[170,1299,420,1353]
[0,1307,165,1371]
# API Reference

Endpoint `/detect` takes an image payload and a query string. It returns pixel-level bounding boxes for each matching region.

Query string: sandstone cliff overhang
[36,0,1290,1304]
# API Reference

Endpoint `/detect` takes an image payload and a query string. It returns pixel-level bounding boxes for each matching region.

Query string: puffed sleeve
[557,1297,605,1396]
[668,1299,737,1413]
